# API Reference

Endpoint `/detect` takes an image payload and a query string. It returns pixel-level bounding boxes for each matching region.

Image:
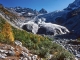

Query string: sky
[0,0,75,12]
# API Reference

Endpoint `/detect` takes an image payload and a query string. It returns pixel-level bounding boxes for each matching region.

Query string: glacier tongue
[20,20,69,36]
[37,22,70,36]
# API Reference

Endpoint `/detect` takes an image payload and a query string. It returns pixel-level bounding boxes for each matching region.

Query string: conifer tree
[2,22,14,42]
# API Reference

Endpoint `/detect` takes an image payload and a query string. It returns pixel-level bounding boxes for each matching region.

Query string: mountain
[7,7,48,18]
[0,4,75,60]
[36,0,80,39]
[7,7,37,18]
[38,10,68,23]
[65,0,80,10]
[39,8,47,14]
[58,0,80,38]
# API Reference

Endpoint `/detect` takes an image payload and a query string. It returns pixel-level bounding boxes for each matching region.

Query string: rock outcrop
[0,41,39,60]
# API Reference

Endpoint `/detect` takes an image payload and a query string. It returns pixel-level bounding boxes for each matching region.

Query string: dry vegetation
[0,4,17,20]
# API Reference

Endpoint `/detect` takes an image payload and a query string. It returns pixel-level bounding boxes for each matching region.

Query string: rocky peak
[39,8,47,14]
[73,0,80,5]
[66,0,80,10]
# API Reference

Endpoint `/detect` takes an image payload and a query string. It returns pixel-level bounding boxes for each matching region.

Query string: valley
[0,0,80,60]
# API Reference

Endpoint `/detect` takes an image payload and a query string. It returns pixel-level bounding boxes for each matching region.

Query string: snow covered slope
[38,10,69,23]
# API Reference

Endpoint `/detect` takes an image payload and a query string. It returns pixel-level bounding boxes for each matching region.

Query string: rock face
[63,14,80,37]
[61,4,80,38]
[66,8,80,19]
[54,8,80,38]
[22,21,38,34]
[66,0,80,10]
[55,17,65,25]
[37,23,69,36]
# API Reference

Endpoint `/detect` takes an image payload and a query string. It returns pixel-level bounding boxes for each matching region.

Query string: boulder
[15,40,22,46]
[23,57,28,60]
[0,53,6,59]
[8,50,15,56]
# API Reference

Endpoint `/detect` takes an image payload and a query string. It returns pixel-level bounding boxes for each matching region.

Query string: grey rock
[8,50,15,56]
[15,40,22,46]
[73,50,77,55]
[0,53,6,59]
[31,55,37,60]
[0,49,7,53]
[28,56,31,60]
[21,51,28,57]
[1,54,7,57]
[23,57,28,60]
[21,47,29,53]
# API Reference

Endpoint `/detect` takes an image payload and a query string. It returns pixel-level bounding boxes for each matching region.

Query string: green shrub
[51,51,75,60]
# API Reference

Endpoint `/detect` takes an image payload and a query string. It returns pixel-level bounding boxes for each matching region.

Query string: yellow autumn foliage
[1,22,14,42]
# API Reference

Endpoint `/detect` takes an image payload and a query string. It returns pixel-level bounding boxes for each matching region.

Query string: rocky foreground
[53,38,80,60]
[0,41,40,60]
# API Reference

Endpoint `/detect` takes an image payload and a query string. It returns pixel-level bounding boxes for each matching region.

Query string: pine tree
[2,22,14,42]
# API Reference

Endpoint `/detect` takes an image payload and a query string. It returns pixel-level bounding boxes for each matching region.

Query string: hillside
[0,4,75,60]
[0,14,75,60]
